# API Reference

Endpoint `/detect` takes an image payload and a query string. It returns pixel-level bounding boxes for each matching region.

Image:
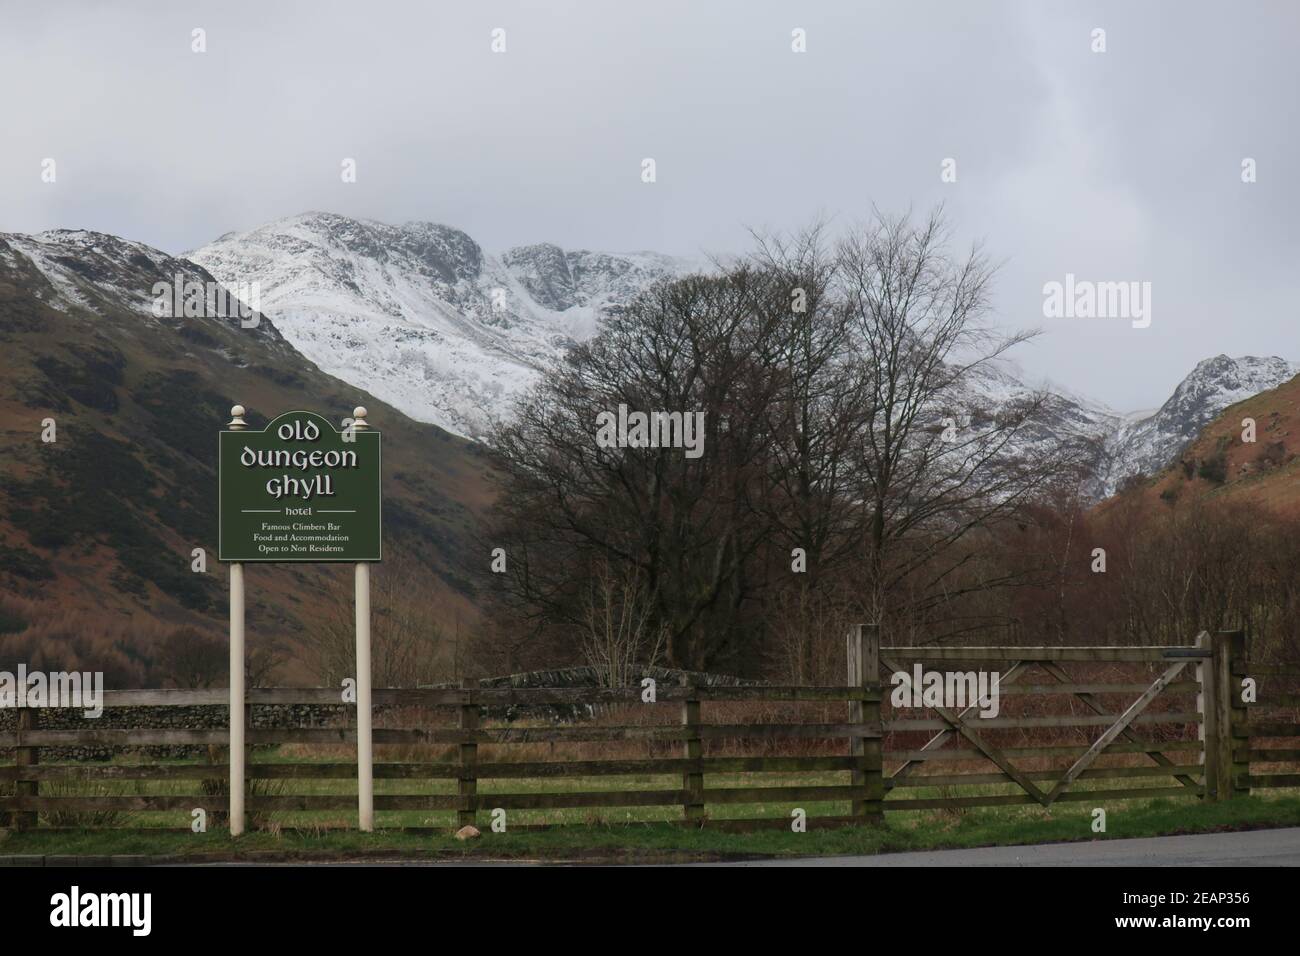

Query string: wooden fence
[0,681,882,832]
[1232,630,1300,795]
[1,627,1297,832]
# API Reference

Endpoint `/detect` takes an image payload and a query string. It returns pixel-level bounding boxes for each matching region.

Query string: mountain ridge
[1098,365,1300,517]
[189,212,699,438]
[0,225,491,681]
[11,215,1297,505]
[1101,354,1300,492]
[197,213,1299,497]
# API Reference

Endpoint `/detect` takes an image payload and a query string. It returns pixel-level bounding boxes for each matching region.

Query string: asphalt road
[179,826,1300,866]
[712,827,1300,866]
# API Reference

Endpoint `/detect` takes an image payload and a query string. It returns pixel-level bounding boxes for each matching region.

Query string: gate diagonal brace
[1038,661,1200,792]
[888,661,1026,780]
[1043,661,1189,806]
[882,656,1049,807]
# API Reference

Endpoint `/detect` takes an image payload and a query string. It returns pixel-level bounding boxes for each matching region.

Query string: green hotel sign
[219,410,381,562]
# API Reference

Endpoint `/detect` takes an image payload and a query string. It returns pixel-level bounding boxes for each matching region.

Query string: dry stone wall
[0,667,758,760]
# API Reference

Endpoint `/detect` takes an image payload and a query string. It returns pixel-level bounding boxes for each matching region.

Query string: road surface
[710,827,1300,866]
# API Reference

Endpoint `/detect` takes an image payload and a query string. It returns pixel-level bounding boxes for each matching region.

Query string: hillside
[1100,368,1300,515]
[1101,355,1300,493]
[0,229,493,683]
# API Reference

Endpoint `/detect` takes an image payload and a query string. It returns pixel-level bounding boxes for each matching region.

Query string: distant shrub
[34,348,124,413]
[0,544,54,582]
[0,607,26,635]
[0,607,167,686]
[1258,440,1288,469]
[0,593,40,636]
[156,626,226,688]
[1198,454,1228,484]
[1118,473,1147,494]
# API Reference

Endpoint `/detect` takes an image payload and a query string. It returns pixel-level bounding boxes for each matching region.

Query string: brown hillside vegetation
[1074,371,1300,662]
[0,233,494,684]
[1103,371,1300,515]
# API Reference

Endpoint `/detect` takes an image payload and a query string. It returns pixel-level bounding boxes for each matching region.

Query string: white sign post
[227,404,247,837]
[220,403,380,836]
[351,407,374,831]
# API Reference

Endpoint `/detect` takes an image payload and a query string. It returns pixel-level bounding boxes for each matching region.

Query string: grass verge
[3,793,1299,864]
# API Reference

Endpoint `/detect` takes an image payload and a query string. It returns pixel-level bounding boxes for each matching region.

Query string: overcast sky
[2,0,1296,411]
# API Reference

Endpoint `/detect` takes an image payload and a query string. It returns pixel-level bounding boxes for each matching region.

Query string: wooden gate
[853,627,1236,811]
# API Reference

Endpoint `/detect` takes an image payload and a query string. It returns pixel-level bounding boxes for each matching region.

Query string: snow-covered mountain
[958,362,1125,447]
[189,213,696,437]
[1101,355,1300,492]
[0,228,286,350]
[185,213,1296,496]
[959,356,1300,496]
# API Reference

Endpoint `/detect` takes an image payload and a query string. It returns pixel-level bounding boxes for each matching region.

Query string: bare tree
[740,222,864,677]
[488,270,788,669]
[247,640,288,689]
[483,207,1083,674]
[315,554,452,687]
[770,577,857,685]
[837,207,1077,634]
[580,558,667,687]
[155,627,225,688]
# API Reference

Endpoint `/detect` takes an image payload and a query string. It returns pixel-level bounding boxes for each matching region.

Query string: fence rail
[1233,643,1300,795]
[0,676,886,831]
[2,628,1298,833]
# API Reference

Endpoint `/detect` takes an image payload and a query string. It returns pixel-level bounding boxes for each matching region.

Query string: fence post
[14,706,37,830]
[1196,631,1220,801]
[847,625,863,816]
[1218,629,1249,799]
[245,700,254,822]
[456,677,479,829]
[863,623,883,822]
[847,624,883,823]
[681,676,704,826]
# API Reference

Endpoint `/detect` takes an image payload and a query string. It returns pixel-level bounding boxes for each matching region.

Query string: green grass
[5,770,1300,863]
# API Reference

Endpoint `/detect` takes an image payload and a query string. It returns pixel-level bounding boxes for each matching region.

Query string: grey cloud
[1,0,1295,410]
